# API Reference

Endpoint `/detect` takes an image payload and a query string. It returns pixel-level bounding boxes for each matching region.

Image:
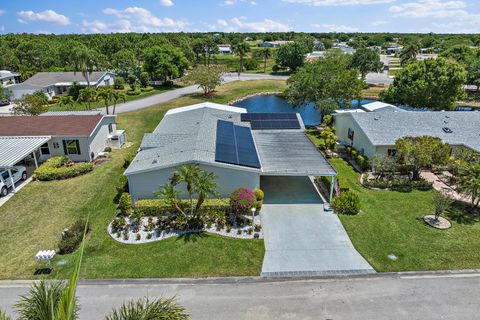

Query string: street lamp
[251,207,256,228]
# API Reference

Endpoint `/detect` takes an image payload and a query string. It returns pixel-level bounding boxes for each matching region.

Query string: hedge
[364,178,433,191]
[134,198,230,217]
[32,156,93,181]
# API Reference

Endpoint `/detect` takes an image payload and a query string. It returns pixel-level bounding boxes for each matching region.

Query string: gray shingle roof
[23,72,110,87]
[349,111,480,152]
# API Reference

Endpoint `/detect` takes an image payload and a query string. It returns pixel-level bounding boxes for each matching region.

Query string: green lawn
[0,80,287,280]
[329,157,480,272]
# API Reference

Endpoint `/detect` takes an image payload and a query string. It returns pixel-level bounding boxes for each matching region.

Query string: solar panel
[241,113,301,130]
[215,120,261,169]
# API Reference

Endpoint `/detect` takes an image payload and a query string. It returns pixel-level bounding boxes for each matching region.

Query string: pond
[233,94,478,126]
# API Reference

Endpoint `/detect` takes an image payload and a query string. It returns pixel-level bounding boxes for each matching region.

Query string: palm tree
[458,163,480,207]
[111,91,126,115]
[105,297,189,320]
[59,96,75,108]
[156,184,187,217]
[77,87,97,110]
[97,88,113,115]
[73,47,96,87]
[257,48,272,73]
[232,42,251,76]
[400,44,418,66]
[0,310,12,320]
[193,171,219,215]
[172,164,202,214]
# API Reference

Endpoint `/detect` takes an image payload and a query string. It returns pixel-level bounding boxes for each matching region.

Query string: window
[347,128,355,140]
[387,149,397,157]
[53,142,59,149]
[108,123,113,134]
[40,143,50,155]
[62,140,81,155]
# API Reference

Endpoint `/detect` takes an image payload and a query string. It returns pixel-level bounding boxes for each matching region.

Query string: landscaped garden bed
[32,156,93,181]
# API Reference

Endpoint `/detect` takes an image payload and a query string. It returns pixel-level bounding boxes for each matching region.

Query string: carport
[0,136,50,193]
[253,130,337,200]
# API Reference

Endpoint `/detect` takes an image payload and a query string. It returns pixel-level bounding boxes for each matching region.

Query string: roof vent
[152,159,158,164]
[442,127,453,133]
[444,120,448,124]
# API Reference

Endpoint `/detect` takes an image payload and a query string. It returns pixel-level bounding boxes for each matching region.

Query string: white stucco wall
[334,113,377,157]
[127,163,261,201]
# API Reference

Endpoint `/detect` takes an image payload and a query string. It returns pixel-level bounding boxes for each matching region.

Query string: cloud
[0,10,4,16]
[432,15,480,33]
[282,0,394,6]
[17,9,70,25]
[370,20,388,26]
[0,26,4,32]
[209,17,289,32]
[160,0,174,6]
[388,0,468,18]
[310,23,358,32]
[84,6,188,33]
[221,0,258,5]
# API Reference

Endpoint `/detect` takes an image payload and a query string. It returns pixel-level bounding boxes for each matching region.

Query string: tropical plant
[432,190,453,221]
[156,184,187,217]
[171,164,202,214]
[0,310,11,320]
[400,43,419,66]
[105,297,189,320]
[193,171,219,214]
[255,48,272,73]
[59,95,75,108]
[232,42,251,76]
[77,87,97,110]
[12,91,49,115]
[111,91,126,115]
[97,87,114,115]
[331,190,361,215]
[457,163,480,207]
[73,47,98,86]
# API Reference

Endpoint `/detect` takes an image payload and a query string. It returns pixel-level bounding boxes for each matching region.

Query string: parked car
[0,99,10,106]
[0,166,27,197]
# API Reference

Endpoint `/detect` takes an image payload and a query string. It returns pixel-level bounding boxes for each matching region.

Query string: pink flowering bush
[230,188,257,214]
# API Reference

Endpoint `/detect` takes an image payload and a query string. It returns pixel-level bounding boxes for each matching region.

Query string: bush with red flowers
[230,188,257,214]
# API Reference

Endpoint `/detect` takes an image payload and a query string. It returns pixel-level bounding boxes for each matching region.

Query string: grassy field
[0,80,286,280]
[329,157,480,272]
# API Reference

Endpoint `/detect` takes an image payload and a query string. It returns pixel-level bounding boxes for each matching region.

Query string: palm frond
[105,297,190,320]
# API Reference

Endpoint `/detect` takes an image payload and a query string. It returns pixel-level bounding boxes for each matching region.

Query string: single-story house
[334,110,480,158]
[0,111,125,170]
[6,71,115,100]
[0,70,20,86]
[217,44,232,55]
[124,102,337,202]
[259,41,294,48]
[386,46,403,55]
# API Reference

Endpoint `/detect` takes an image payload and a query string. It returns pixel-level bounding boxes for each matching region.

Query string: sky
[0,0,479,34]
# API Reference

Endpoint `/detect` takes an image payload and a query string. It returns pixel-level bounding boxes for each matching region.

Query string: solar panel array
[215,120,261,169]
[240,113,301,130]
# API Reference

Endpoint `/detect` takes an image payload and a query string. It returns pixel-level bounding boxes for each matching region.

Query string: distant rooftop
[21,72,110,87]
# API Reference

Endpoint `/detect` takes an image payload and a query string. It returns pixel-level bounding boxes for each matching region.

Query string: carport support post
[32,150,38,168]
[329,176,335,202]
[8,168,16,193]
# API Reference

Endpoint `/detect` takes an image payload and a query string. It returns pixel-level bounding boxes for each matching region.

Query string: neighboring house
[332,42,356,55]
[259,41,294,48]
[304,51,327,61]
[0,111,125,168]
[6,71,115,100]
[124,102,336,202]
[386,45,403,55]
[217,44,232,55]
[334,110,480,158]
[0,70,20,86]
[416,53,438,61]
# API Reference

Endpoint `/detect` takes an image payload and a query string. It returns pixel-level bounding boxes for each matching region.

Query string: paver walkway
[420,170,472,204]
[260,176,374,277]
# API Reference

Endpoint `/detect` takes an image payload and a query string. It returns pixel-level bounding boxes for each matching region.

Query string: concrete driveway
[260,176,374,277]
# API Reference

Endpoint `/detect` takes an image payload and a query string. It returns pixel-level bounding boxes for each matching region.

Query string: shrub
[139,71,150,87]
[350,149,358,159]
[272,64,280,72]
[127,89,141,96]
[134,199,230,217]
[104,147,112,152]
[114,77,125,90]
[58,219,89,254]
[253,188,264,211]
[230,188,257,214]
[331,191,361,215]
[119,192,132,215]
[32,156,93,181]
[321,115,333,127]
[357,155,368,170]
[140,86,154,92]
[146,233,152,239]
[111,217,126,233]
[135,234,141,241]
[243,58,259,71]
[247,228,253,235]
[254,224,262,232]
[237,229,242,235]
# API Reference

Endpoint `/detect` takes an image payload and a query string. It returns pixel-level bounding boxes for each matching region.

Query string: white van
[0,166,27,196]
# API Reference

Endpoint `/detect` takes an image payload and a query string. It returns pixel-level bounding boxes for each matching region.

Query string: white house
[217,44,232,55]
[259,41,294,48]
[0,111,125,166]
[6,71,115,100]
[124,102,337,202]
[0,70,20,86]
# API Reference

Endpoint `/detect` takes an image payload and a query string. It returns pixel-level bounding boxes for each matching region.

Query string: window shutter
[75,140,81,155]
[62,140,68,154]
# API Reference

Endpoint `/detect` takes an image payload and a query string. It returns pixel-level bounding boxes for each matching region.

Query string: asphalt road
[1,271,479,319]
[106,73,289,115]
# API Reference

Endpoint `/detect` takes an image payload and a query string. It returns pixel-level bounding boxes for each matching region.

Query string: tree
[457,163,480,207]
[184,65,226,95]
[466,56,480,93]
[285,51,364,118]
[171,164,202,215]
[369,155,398,181]
[320,128,337,151]
[127,74,137,88]
[156,184,187,217]
[143,45,189,83]
[275,42,308,71]
[139,71,150,88]
[232,42,251,76]
[255,48,272,73]
[73,47,98,86]
[350,47,383,79]
[193,171,219,214]
[59,95,75,108]
[111,91,126,115]
[0,84,10,101]
[13,91,48,115]
[432,190,453,221]
[440,45,476,66]
[77,87,97,110]
[395,136,451,180]
[400,43,418,66]
[111,49,137,78]
[380,58,467,110]
[98,87,114,115]
[105,297,189,320]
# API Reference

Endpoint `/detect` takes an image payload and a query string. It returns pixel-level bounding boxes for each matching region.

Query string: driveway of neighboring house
[260,176,374,277]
